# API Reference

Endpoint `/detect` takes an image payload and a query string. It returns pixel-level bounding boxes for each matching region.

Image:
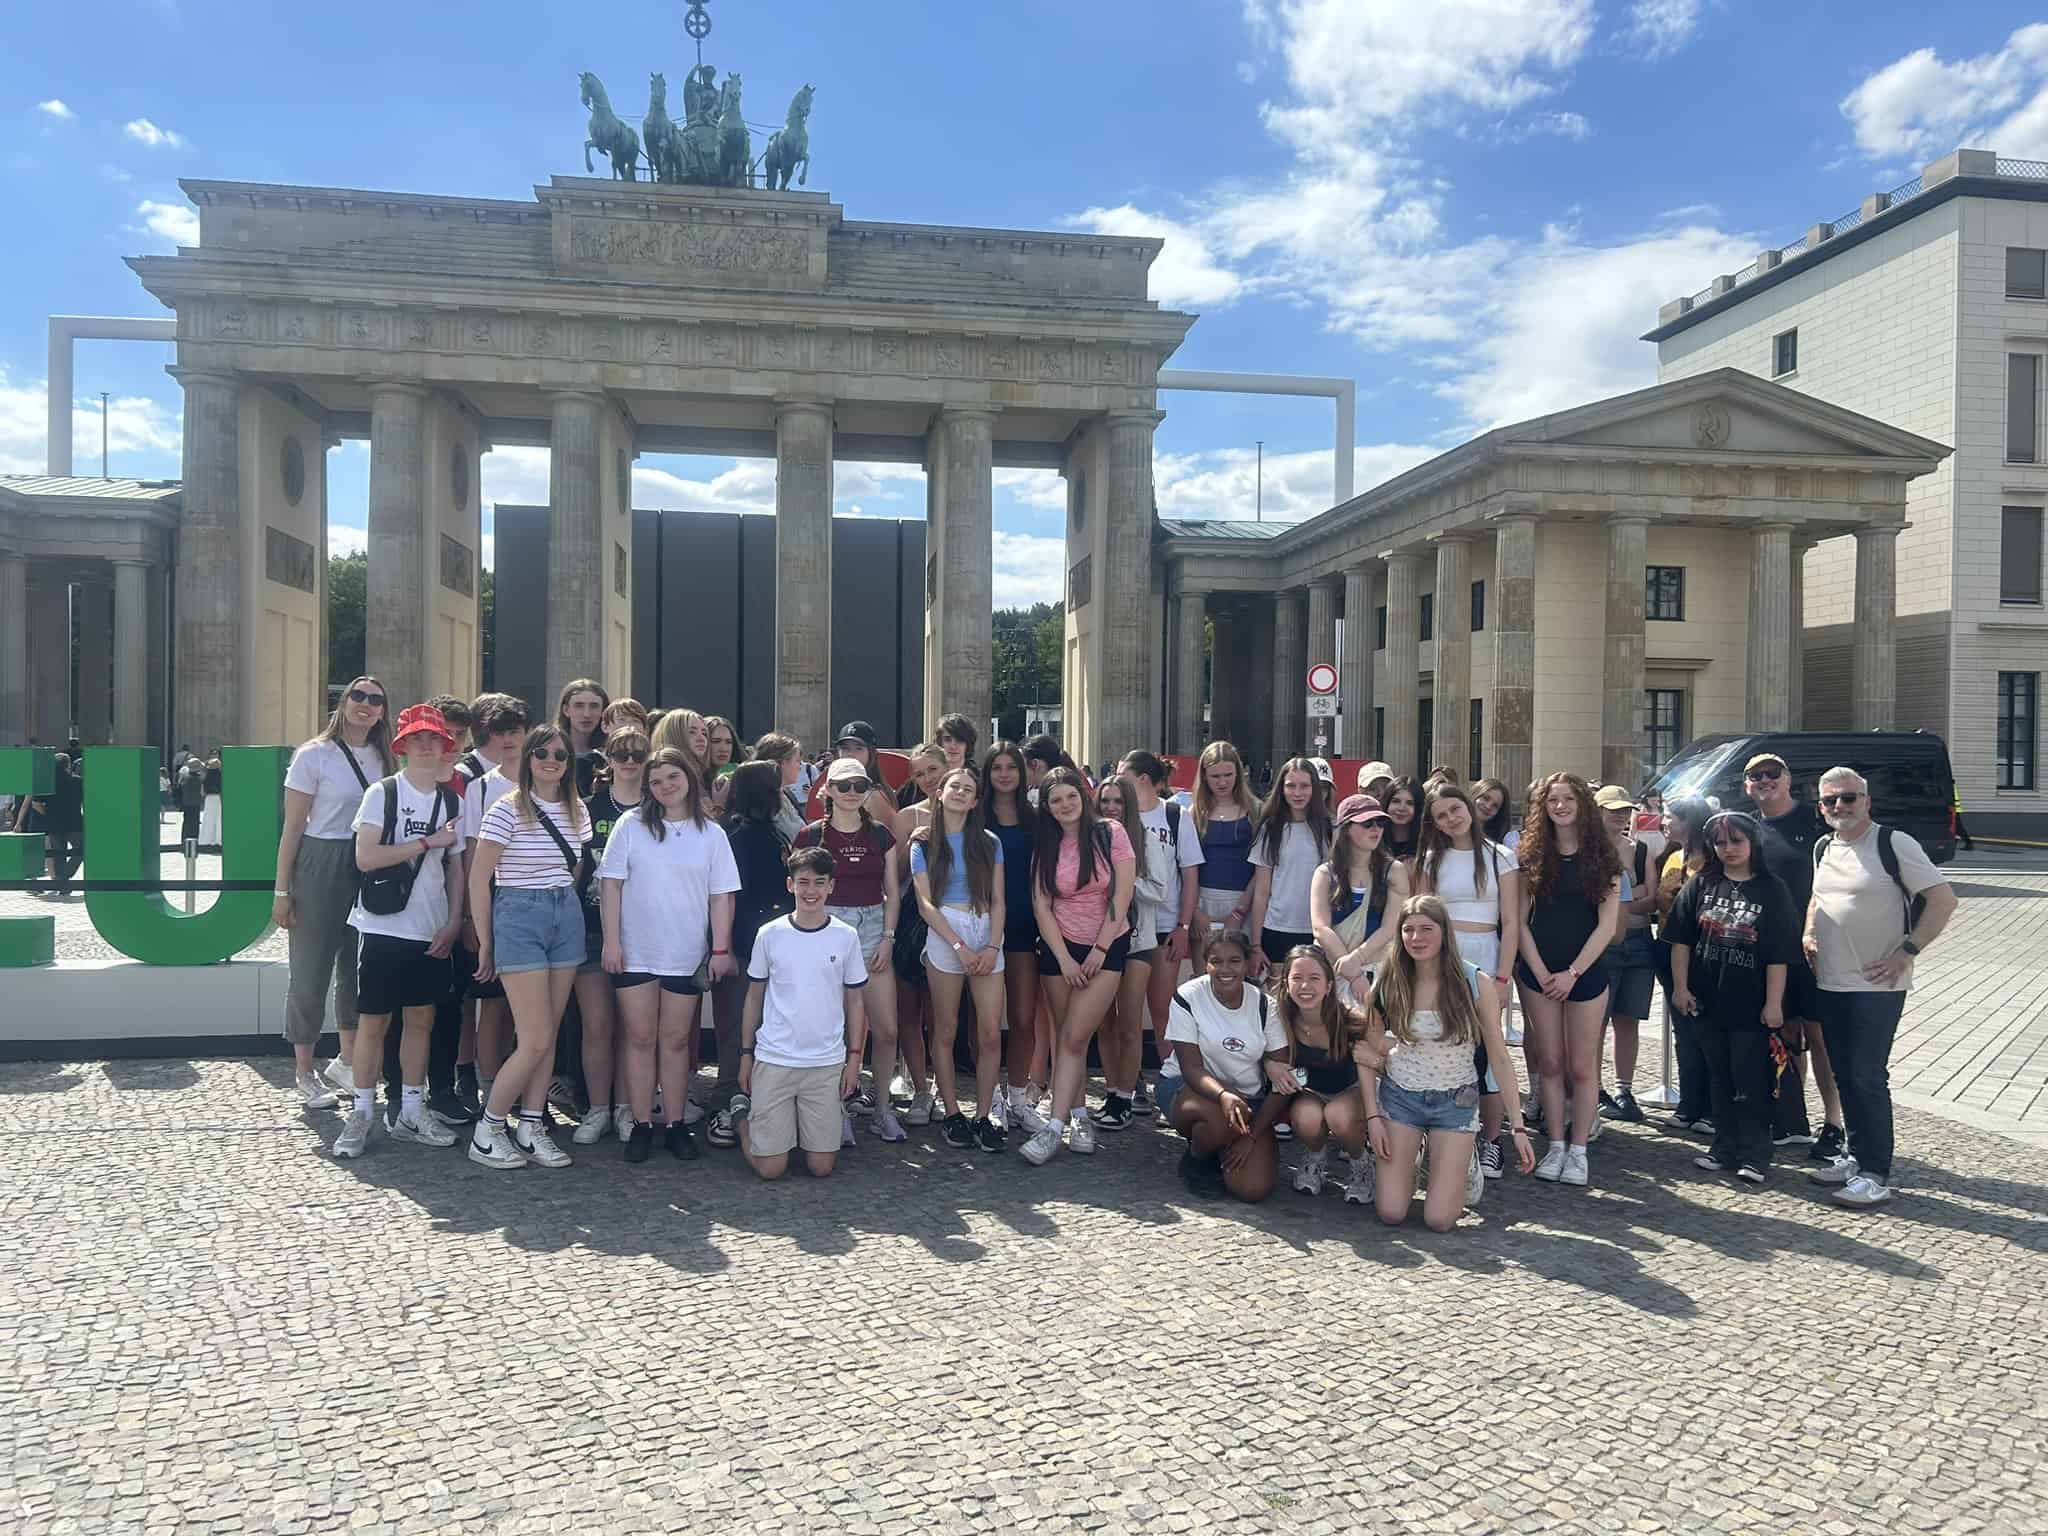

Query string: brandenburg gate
[129,176,1194,761]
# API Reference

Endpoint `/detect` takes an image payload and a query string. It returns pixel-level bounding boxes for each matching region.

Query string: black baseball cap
[835,720,879,749]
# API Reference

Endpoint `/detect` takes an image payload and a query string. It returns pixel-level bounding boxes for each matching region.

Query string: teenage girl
[1472,778,1517,848]
[1020,767,1136,1165]
[276,676,394,1106]
[830,728,904,830]
[571,724,647,1146]
[705,716,743,777]
[1190,740,1260,968]
[889,742,947,1123]
[1161,929,1290,1202]
[1274,944,1377,1203]
[1095,773,1157,1132]
[1247,757,1333,975]
[1383,778,1422,863]
[909,767,1008,1151]
[984,743,1050,1135]
[466,726,590,1171]
[557,678,609,798]
[1309,793,1406,1003]
[1515,772,1622,1187]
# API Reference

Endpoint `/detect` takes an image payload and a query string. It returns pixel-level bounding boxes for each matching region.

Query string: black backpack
[1813,823,1928,931]
[358,777,457,917]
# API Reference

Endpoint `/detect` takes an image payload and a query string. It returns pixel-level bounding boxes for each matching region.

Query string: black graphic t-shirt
[1664,871,1799,1030]
[582,786,643,928]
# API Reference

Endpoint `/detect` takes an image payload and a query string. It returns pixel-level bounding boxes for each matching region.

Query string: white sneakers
[1807,1154,1860,1186]
[1559,1145,1589,1187]
[1832,1173,1893,1208]
[1006,1092,1049,1136]
[572,1106,614,1145]
[1018,1120,1063,1165]
[321,1057,356,1094]
[388,1112,456,1149]
[295,1071,338,1111]
[332,1109,373,1159]
[904,1090,934,1126]
[1533,1141,1568,1181]
[613,1105,635,1143]
[467,1125,527,1170]
[872,1108,908,1143]
[1066,1115,1097,1156]
[1341,1153,1375,1204]
[1293,1144,1330,1195]
[518,1125,572,1168]
[1465,1146,1486,1204]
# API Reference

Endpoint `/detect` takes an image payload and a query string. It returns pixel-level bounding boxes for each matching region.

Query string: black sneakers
[974,1117,1005,1153]
[1178,1150,1226,1199]
[1808,1123,1846,1162]
[623,1122,655,1163]
[1600,1087,1646,1122]
[941,1112,975,1149]
[1095,1094,1133,1131]
[665,1122,701,1161]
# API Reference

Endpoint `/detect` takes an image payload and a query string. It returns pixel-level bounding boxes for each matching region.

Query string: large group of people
[273,675,1958,1223]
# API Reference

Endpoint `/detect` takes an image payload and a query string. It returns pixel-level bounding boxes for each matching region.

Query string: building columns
[113,560,150,745]
[0,554,25,745]
[541,391,606,716]
[171,368,242,751]
[1340,562,1374,761]
[1852,525,1900,730]
[1490,513,1538,797]
[1602,516,1648,787]
[1433,535,1473,779]
[774,399,835,748]
[1746,522,1794,732]
[1381,551,1422,779]
[1209,604,1241,749]
[926,406,996,736]
[74,581,112,744]
[366,380,430,711]
[1272,588,1307,761]
[1095,411,1159,760]
[1305,580,1337,754]
[1171,585,1207,756]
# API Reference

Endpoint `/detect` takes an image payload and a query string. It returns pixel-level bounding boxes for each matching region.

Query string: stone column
[1305,580,1337,754]
[1097,411,1161,758]
[1381,551,1422,778]
[0,553,25,745]
[171,368,242,751]
[1746,522,1794,732]
[113,559,150,745]
[1244,597,1275,779]
[543,391,605,716]
[1852,525,1900,730]
[1271,588,1307,761]
[27,578,70,744]
[1171,585,1207,754]
[1490,513,1538,797]
[1340,562,1374,760]
[774,399,835,748]
[927,406,996,732]
[1432,535,1473,778]
[74,582,112,743]
[1601,516,1648,787]
[1789,535,1812,730]
[366,380,429,711]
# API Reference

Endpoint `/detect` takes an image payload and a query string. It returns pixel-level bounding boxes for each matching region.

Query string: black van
[1645,730,1957,865]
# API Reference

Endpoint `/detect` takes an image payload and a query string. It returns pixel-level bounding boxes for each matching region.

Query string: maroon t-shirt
[800,818,894,908]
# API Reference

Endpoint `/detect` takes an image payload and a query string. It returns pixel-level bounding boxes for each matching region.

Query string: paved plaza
[3,854,2047,1533]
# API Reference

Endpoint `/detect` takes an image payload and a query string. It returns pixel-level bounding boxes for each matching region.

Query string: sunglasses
[347,688,387,708]
[607,748,647,763]
[832,778,871,794]
[1744,767,1784,782]
[1820,792,1862,807]
[530,748,571,764]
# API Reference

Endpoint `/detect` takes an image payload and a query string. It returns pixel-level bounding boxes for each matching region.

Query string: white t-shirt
[747,913,869,1068]
[461,766,515,844]
[1425,840,1517,928]
[1162,976,1288,1096]
[286,738,386,841]
[1138,802,1205,934]
[476,795,589,890]
[348,775,464,941]
[1810,823,1945,993]
[1249,820,1328,934]
[596,812,742,976]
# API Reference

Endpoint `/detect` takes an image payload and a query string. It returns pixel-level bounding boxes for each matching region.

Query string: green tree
[327,552,366,686]
[480,565,495,690]
[991,601,1062,718]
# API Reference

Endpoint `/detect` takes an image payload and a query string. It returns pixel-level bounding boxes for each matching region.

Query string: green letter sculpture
[0,747,56,967]
[84,745,289,965]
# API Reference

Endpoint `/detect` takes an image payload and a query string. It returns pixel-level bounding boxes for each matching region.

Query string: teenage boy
[334,705,467,1159]
[730,847,869,1180]
[457,694,529,1105]
[1116,751,1204,1123]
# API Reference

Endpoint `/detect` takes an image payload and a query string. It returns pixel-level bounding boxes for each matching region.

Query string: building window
[1470,579,1486,633]
[1998,672,2038,790]
[2009,247,2047,300]
[1375,605,1387,650]
[1772,328,1798,377]
[1373,707,1385,759]
[2010,354,2040,463]
[1646,565,1685,621]
[1468,698,1484,782]
[1417,697,1434,779]
[2004,506,2044,605]
[1646,688,1686,772]
[1418,593,1434,643]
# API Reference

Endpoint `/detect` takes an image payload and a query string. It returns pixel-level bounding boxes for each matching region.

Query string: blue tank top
[1198,813,1255,893]
[989,818,1035,928]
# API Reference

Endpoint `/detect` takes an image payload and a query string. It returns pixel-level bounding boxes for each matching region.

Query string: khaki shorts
[747,1061,843,1156]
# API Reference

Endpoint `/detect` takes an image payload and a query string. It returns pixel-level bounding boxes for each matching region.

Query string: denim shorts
[492,886,585,973]
[1378,1077,1481,1134]
[827,902,886,964]
[1602,930,1657,1019]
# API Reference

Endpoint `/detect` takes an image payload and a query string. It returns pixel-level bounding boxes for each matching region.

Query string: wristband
[712,947,730,955]
[738,1046,754,1057]
[274,889,292,897]
[1367,1114,1385,1124]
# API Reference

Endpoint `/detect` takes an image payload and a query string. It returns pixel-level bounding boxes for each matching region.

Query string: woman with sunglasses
[798,757,905,1142]
[569,724,648,1145]
[1664,810,1800,1184]
[466,726,591,1170]
[1309,794,1406,1002]
[276,676,395,1106]
[556,678,610,799]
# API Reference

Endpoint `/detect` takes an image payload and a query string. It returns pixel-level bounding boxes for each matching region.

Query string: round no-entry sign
[1306,662,1339,695]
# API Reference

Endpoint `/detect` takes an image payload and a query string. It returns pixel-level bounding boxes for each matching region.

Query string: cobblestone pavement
[4,1051,2046,1535]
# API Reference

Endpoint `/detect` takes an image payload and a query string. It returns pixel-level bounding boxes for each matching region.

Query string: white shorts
[1197,887,1246,925]
[923,906,1005,976]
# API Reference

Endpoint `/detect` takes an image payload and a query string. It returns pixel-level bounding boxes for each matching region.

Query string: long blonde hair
[650,707,711,781]
[1271,944,1365,1064]
[1368,894,1480,1047]
[1192,740,1257,839]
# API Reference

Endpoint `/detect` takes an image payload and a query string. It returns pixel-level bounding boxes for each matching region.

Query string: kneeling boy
[734,846,869,1179]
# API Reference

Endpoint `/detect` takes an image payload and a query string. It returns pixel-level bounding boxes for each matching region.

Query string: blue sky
[6,2,2046,604]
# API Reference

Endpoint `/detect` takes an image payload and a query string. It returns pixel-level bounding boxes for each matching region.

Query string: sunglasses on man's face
[1820,792,1862,807]
[530,748,570,764]
[1744,767,1783,782]
[832,778,871,794]
[608,749,647,764]
[347,688,387,708]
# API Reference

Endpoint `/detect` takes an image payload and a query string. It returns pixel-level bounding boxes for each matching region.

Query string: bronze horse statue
[579,71,640,180]
[716,73,751,188]
[643,71,682,183]
[762,83,814,191]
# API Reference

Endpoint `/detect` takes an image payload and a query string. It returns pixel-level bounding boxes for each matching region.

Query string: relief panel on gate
[563,216,817,290]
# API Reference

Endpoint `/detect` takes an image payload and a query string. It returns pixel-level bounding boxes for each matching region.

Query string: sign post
[1305,663,1338,753]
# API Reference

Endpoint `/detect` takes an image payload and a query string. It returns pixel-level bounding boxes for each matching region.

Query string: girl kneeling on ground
[1160,929,1293,1201]
[1273,945,1380,1204]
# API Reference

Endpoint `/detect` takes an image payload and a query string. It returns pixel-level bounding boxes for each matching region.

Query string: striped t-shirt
[476,795,589,889]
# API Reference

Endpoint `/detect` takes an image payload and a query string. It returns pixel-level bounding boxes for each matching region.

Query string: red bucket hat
[391,703,457,754]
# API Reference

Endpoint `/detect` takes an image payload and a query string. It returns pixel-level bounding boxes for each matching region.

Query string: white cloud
[1065,204,1244,308]
[328,525,368,559]
[36,99,75,121]
[123,117,187,149]
[1620,0,1703,62]
[0,366,182,476]
[993,467,1067,511]
[135,198,197,246]
[991,531,1067,607]
[1841,25,2048,162]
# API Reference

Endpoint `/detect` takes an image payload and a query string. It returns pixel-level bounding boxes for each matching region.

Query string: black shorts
[1036,931,1132,976]
[1261,927,1315,970]
[1004,912,1041,956]
[1515,957,1611,1003]
[1784,955,1820,1020]
[358,933,453,1016]
[612,971,704,996]
[462,942,505,1001]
